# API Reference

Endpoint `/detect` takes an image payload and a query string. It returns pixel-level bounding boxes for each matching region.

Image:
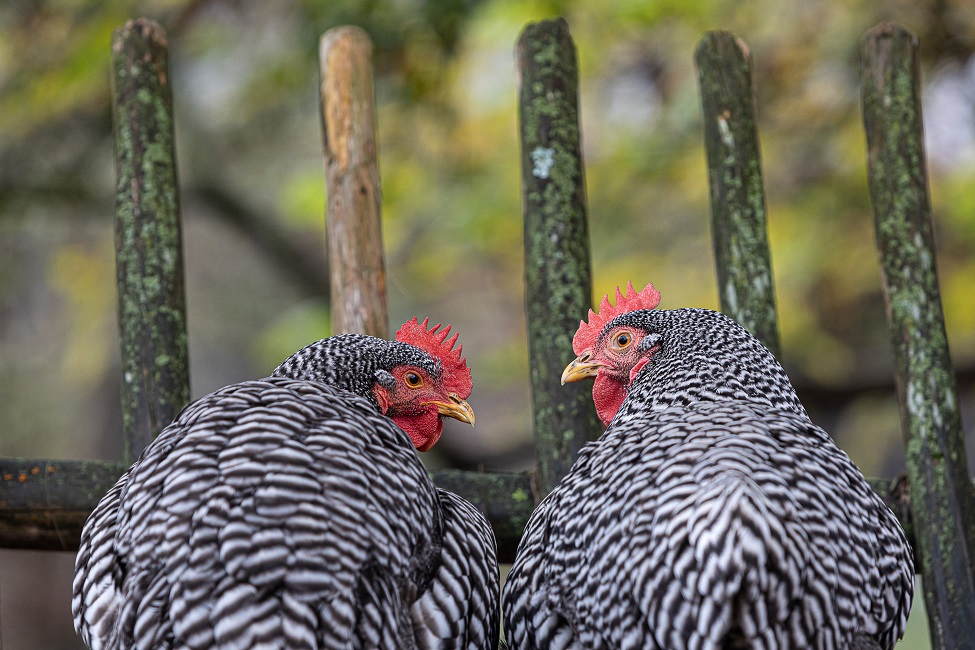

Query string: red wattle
[392,408,443,451]
[592,373,628,426]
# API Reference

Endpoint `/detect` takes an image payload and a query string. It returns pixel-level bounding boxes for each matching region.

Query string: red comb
[572,282,661,354]
[396,317,473,399]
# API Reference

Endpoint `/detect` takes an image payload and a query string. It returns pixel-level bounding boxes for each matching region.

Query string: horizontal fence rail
[0,459,535,560]
[0,456,924,565]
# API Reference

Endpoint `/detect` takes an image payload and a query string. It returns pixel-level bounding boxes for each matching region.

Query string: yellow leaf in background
[48,240,116,390]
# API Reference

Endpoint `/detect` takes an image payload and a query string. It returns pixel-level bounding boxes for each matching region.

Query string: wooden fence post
[111,19,190,462]
[319,26,533,561]
[695,31,781,357]
[320,26,388,339]
[516,18,601,498]
[862,22,975,649]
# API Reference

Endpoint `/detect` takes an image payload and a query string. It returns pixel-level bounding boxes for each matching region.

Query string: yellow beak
[561,354,606,385]
[427,393,476,426]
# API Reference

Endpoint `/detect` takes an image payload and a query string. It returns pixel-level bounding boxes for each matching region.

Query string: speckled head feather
[603,308,808,419]
[270,333,439,410]
[573,282,661,354]
[396,317,473,399]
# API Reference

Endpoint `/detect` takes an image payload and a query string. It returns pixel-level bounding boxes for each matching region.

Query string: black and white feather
[73,334,500,650]
[502,308,913,650]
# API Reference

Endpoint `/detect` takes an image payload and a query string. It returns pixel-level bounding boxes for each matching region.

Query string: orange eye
[404,372,424,388]
[613,332,632,350]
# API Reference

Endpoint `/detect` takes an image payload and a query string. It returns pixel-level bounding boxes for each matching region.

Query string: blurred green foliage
[2,0,974,646]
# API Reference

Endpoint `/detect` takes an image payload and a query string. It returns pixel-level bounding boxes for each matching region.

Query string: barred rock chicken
[502,282,913,649]
[73,318,500,650]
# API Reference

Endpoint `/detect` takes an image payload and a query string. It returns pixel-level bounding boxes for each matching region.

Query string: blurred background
[2,0,974,647]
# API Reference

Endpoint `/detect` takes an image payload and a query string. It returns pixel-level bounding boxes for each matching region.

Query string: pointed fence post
[695,31,780,358]
[320,26,388,338]
[862,22,975,650]
[517,18,601,498]
[111,19,190,463]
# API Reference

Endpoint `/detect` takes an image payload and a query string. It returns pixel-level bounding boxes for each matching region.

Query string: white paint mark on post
[718,115,735,148]
[532,147,555,179]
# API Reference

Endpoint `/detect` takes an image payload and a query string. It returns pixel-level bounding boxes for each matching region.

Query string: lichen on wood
[694,31,781,358]
[516,18,601,499]
[320,27,388,339]
[862,21,975,649]
[111,19,189,463]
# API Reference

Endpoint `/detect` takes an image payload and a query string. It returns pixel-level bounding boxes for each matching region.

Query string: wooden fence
[0,15,972,649]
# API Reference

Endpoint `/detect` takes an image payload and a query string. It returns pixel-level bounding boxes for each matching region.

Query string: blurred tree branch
[0,180,327,302]
[186,184,329,300]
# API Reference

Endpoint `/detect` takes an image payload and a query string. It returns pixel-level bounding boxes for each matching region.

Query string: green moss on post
[862,22,975,649]
[111,19,189,462]
[695,32,780,358]
[517,18,601,498]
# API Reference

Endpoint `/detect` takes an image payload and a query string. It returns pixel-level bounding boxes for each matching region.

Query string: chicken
[502,282,913,649]
[73,318,500,649]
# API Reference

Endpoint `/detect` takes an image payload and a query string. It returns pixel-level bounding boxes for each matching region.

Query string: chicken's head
[561,282,661,425]
[374,317,475,451]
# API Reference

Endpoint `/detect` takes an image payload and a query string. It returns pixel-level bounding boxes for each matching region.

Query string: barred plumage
[503,299,913,649]
[74,333,499,649]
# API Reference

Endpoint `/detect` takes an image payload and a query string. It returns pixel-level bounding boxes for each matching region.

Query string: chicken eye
[613,332,632,350]
[404,372,424,389]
